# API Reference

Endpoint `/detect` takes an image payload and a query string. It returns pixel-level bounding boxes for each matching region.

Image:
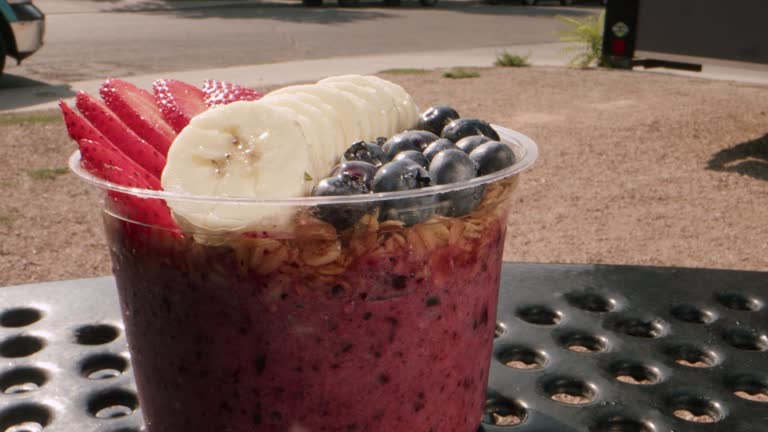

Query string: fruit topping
[381,130,439,159]
[341,139,389,167]
[75,91,167,180]
[422,138,458,162]
[429,149,482,218]
[99,78,176,156]
[330,161,378,189]
[441,118,500,142]
[203,79,264,108]
[417,105,460,136]
[372,159,435,225]
[393,150,429,169]
[153,79,207,133]
[77,138,161,191]
[311,174,372,230]
[456,135,490,154]
[469,141,518,175]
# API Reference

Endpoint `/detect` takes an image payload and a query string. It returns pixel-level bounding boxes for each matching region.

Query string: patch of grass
[379,68,429,75]
[556,11,607,68]
[27,167,69,180]
[0,179,17,188]
[0,112,62,126]
[495,51,530,67]
[443,68,481,79]
[0,215,14,226]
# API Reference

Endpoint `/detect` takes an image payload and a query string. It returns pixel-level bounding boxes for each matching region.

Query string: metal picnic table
[1,263,767,432]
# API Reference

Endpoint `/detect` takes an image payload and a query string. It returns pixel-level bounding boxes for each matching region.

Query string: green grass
[0,179,17,188]
[495,51,530,67]
[0,215,14,226]
[379,68,429,75]
[27,167,69,180]
[0,112,62,126]
[443,68,481,79]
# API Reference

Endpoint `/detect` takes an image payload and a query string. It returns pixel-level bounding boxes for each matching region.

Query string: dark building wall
[637,0,768,64]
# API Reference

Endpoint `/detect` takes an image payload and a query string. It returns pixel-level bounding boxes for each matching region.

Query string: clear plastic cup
[70,126,537,432]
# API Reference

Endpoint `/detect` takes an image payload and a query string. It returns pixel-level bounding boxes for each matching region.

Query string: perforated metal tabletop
[1,263,767,432]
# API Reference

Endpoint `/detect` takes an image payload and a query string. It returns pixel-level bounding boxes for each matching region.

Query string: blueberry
[422,138,457,162]
[342,140,389,167]
[469,141,517,176]
[311,174,373,230]
[382,131,439,159]
[373,159,436,225]
[330,161,378,189]
[417,105,460,136]
[428,149,483,217]
[456,135,490,154]
[393,150,429,169]
[441,118,500,143]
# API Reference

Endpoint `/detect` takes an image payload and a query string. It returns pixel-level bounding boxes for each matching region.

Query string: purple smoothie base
[106,207,508,432]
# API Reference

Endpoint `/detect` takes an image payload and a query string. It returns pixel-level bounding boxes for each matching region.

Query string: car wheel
[384,0,402,6]
[302,0,323,6]
[419,0,437,6]
[521,0,537,5]
[338,0,358,6]
[560,0,574,4]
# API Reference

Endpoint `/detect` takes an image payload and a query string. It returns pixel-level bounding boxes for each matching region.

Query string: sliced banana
[366,75,419,132]
[259,93,336,176]
[162,101,313,233]
[318,77,399,139]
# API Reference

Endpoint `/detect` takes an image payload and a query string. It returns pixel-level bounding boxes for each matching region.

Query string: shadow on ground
[104,0,598,22]
[0,74,74,111]
[707,133,768,181]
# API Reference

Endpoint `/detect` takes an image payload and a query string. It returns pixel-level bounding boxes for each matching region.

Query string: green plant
[0,215,14,226]
[27,167,69,180]
[556,11,606,68]
[0,112,62,126]
[495,51,530,67]
[443,68,480,79]
[380,68,429,75]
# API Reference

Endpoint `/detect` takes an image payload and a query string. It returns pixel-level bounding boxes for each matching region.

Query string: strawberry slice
[76,135,162,191]
[79,139,175,229]
[100,78,176,157]
[60,101,161,188]
[153,79,207,133]
[203,79,263,108]
[76,91,166,180]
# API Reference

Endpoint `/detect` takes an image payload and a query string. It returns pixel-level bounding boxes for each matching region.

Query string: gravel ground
[1,66,767,287]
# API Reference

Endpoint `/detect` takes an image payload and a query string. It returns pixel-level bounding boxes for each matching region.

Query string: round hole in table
[498,345,548,370]
[516,305,562,326]
[0,367,48,395]
[607,360,661,386]
[670,304,716,324]
[666,394,723,423]
[615,317,666,338]
[0,336,45,359]
[481,395,527,427]
[0,404,51,432]
[564,291,616,313]
[722,328,768,351]
[555,329,607,353]
[725,373,768,403]
[541,376,596,405]
[590,416,655,432]
[0,308,42,328]
[715,292,762,311]
[74,324,120,346]
[80,353,129,380]
[664,344,719,368]
[86,389,139,419]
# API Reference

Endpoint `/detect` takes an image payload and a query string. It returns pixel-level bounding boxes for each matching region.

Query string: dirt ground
[1,66,767,287]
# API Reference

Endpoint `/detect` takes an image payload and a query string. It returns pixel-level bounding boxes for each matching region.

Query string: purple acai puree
[106,212,507,432]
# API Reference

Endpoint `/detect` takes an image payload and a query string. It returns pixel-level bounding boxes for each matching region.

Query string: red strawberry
[77,136,162,191]
[203,79,263,108]
[79,139,176,229]
[59,100,109,145]
[76,91,166,180]
[100,78,176,157]
[153,79,207,133]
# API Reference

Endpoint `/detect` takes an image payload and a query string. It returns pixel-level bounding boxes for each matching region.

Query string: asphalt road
[1,0,600,86]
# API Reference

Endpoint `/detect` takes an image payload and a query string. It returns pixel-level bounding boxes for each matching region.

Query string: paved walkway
[3,40,768,113]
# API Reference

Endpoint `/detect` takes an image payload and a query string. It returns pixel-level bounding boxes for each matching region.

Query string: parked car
[0,0,45,75]
[302,0,437,7]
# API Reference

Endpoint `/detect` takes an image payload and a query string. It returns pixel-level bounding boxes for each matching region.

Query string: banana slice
[258,93,336,175]
[365,75,419,131]
[162,101,314,233]
[321,75,404,133]
[318,78,398,139]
